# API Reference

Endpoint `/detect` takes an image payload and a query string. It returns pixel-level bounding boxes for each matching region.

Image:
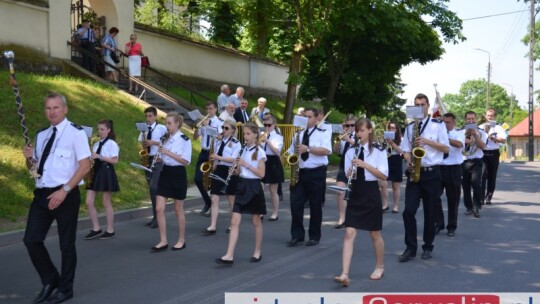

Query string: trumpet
[334,132,352,144]
[192,113,211,133]
[250,112,265,128]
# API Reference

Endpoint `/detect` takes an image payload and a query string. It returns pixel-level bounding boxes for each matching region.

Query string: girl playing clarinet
[260,115,284,221]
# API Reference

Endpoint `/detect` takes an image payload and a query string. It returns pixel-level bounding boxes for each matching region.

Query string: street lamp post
[502,82,514,159]
[475,48,491,111]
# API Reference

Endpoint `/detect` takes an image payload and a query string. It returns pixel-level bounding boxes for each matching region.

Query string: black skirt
[387,154,403,182]
[210,165,238,195]
[344,180,383,231]
[336,168,347,183]
[232,178,266,215]
[87,160,120,192]
[156,165,187,200]
[262,155,284,184]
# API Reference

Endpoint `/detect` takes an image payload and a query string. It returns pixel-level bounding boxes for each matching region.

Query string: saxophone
[410,118,426,183]
[139,130,149,167]
[201,136,215,191]
[287,127,303,187]
[84,136,101,187]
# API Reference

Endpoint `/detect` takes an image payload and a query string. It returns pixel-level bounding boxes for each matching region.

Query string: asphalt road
[1,162,539,303]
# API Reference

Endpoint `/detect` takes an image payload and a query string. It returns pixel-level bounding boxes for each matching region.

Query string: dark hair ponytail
[99,119,116,140]
[244,122,260,161]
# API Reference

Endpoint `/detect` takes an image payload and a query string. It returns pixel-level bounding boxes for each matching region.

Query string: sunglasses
[222,126,230,130]
[343,124,355,127]
[264,124,273,127]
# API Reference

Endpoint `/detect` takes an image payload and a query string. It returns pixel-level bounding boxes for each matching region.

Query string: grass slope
[0,71,197,232]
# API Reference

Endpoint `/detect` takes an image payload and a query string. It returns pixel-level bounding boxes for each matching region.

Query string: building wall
[0,0,288,94]
[135,29,288,93]
[509,137,540,158]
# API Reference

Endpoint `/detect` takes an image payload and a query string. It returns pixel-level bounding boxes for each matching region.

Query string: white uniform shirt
[92,138,119,159]
[319,121,333,150]
[198,116,223,150]
[161,131,192,166]
[262,130,283,156]
[344,142,389,181]
[462,128,487,160]
[34,118,91,188]
[480,124,507,150]
[401,116,450,167]
[138,122,167,156]
[287,126,331,169]
[239,145,267,179]
[442,128,465,166]
[215,136,242,166]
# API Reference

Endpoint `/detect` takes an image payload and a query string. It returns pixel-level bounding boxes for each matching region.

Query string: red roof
[508,107,540,137]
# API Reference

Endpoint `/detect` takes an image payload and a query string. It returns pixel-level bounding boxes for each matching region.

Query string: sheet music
[135,123,149,132]
[187,109,203,121]
[81,126,93,138]
[332,124,343,134]
[293,115,308,128]
[406,106,424,119]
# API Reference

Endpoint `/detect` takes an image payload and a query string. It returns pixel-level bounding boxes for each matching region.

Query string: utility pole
[502,82,514,159]
[475,48,491,110]
[528,0,535,161]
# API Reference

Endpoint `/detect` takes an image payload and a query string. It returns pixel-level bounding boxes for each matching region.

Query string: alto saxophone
[84,136,100,187]
[139,130,149,167]
[200,136,215,191]
[287,127,303,187]
[410,118,426,183]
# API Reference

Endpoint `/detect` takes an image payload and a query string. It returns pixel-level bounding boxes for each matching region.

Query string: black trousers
[462,158,483,210]
[482,149,500,202]
[80,43,96,74]
[435,165,462,231]
[145,155,157,218]
[24,186,81,293]
[290,166,326,241]
[403,166,441,253]
[194,150,211,208]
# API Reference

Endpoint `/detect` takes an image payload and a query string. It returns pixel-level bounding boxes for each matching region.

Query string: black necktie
[418,121,423,133]
[37,127,57,176]
[206,120,211,147]
[146,126,153,153]
[443,131,449,159]
[96,138,108,155]
[217,138,227,156]
[301,129,310,161]
[357,146,365,181]
[243,110,248,123]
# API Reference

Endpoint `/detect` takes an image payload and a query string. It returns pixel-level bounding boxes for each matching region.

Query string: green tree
[205,1,241,48]
[443,79,520,126]
[298,0,463,118]
[135,0,186,34]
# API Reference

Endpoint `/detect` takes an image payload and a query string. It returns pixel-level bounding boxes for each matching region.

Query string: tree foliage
[204,1,241,48]
[135,0,187,34]
[443,79,528,127]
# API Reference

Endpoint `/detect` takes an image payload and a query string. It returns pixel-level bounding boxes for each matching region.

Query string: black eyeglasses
[264,124,273,127]
[343,124,355,127]
[222,126,230,130]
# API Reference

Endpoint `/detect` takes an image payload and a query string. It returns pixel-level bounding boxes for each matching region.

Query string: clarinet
[344,140,360,201]
[3,51,40,178]
[220,143,247,193]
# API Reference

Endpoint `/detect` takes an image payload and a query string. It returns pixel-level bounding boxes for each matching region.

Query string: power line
[461,10,528,22]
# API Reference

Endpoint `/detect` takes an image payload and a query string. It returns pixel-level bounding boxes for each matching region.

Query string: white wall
[0,0,49,54]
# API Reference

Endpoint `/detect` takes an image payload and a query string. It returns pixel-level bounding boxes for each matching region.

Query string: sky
[400,0,537,110]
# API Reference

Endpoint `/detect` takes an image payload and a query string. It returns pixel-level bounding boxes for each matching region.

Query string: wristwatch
[307,147,311,153]
[63,184,72,193]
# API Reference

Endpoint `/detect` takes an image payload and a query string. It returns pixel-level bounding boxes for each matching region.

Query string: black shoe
[268,216,279,222]
[144,219,154,227]
[398,249,416,262]
[226,228,231,234]
[473,208,480,218]
[382,206,389,212]
[485,192,493,204]
[486,201,492,205]
[171,243,186,251]
[44,290,73,304]
[286,238,304,247]
[465,209,473,215]
[151,244,168,252]
[447,229,456,237]
[84,229,102,240]
[249,255,262,263]
[434,226,444,235]
[421,250,432,260]
[202,228,217,235]
[215,258,234,265]
[149,219,158,229]
[33,281,58,303]
[306,240,319,246]
[334,223,346,229]
[200,205,210,214]
[99,231,115,239]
